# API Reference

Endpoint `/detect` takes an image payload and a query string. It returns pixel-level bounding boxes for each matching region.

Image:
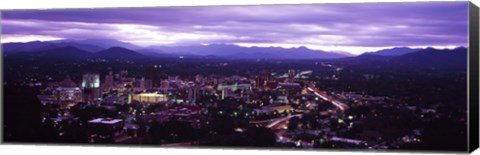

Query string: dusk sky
[1,2,469,55]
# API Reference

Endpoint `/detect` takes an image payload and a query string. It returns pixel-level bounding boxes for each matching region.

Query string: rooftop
[59,75,78,88]
[134,92,166,97]
[88,118,123,124]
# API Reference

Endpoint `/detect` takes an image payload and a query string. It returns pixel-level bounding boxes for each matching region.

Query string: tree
[288,116,300,131]
[245,127,277,147]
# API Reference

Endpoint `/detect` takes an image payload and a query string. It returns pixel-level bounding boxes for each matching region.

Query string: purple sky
[1,2,469,54]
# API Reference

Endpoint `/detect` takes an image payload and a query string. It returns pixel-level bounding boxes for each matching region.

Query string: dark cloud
[1,2,469,54]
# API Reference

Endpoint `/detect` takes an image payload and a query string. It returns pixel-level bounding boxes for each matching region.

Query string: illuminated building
[37,76,83,108]
[218,83,252,100]
[277,82,302,94]
[132,92,168,103]
[57,76,83,104]
[82,73,101,103]
[88,118,125,143]
[217,83,252,92]
[272,95,289,104]
[57,76,83,108]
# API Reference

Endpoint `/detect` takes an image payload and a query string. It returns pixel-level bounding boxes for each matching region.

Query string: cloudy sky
[1,2,469,55]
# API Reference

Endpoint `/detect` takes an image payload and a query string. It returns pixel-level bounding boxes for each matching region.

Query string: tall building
[264,67,272,82]
[255,76,266,89]
[82,73,101,103]
[58,75,83,100]
[46,75,83,108]
[287,69,296,81]
[160,80,170,89]
[133,78,145,91]
[188,86,198,104]
[255,68,272,89]
[145,66,162,88]
[103,71,114,91]
[144,79,153,90]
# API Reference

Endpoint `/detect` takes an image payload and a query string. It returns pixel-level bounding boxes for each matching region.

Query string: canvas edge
[468,1,479,153]
[0,1,476,154]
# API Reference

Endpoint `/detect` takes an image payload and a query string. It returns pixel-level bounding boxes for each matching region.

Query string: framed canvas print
[1,0,479,154]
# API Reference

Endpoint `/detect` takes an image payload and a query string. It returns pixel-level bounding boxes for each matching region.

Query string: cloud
[1,2,469,54]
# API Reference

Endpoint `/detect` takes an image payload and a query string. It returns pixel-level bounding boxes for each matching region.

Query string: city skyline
[1,2,469,55]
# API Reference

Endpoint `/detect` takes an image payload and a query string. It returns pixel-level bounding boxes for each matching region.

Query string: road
[307,85,349,111]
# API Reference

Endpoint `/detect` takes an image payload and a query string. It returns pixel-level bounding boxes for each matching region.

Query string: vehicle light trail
[307,85,348,111]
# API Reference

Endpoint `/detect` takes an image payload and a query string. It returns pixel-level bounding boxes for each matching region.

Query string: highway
[306,85,349,111]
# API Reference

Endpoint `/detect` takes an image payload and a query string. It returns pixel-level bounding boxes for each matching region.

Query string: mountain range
[1,39,468,67]
[142,44,349,59]
[2,39,349,59]
[362,47,422,56]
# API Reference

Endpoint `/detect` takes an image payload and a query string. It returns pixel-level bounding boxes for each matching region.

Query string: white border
[0,0,478,155]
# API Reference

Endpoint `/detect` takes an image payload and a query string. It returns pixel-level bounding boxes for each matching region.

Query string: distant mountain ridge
[4,45,148,61]
[390,47,467,68]
[53,39,141,50]
[3,40,351,60]
[1,39,467,63]
[94,47,147,60]
[35,46,91,59]
[2,41,107,52]
[2,39,140,53]
[144,44,349,59]
[362,47,421,56]
[339,47,467,69]
[2,41,56,52]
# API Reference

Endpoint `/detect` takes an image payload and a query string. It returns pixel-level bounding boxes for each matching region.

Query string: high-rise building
[37,76,83,108]
[82,73,101,103]
[145,66,162,88]
[144,79,153,90]
[188,86,198,104]
[160,80,170,89]
[264,67,272,82]
[103,71,114,91]
[287,69,296,81]
[56,75,83,108]
[255,76,266,89]
[133,78,145,90]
